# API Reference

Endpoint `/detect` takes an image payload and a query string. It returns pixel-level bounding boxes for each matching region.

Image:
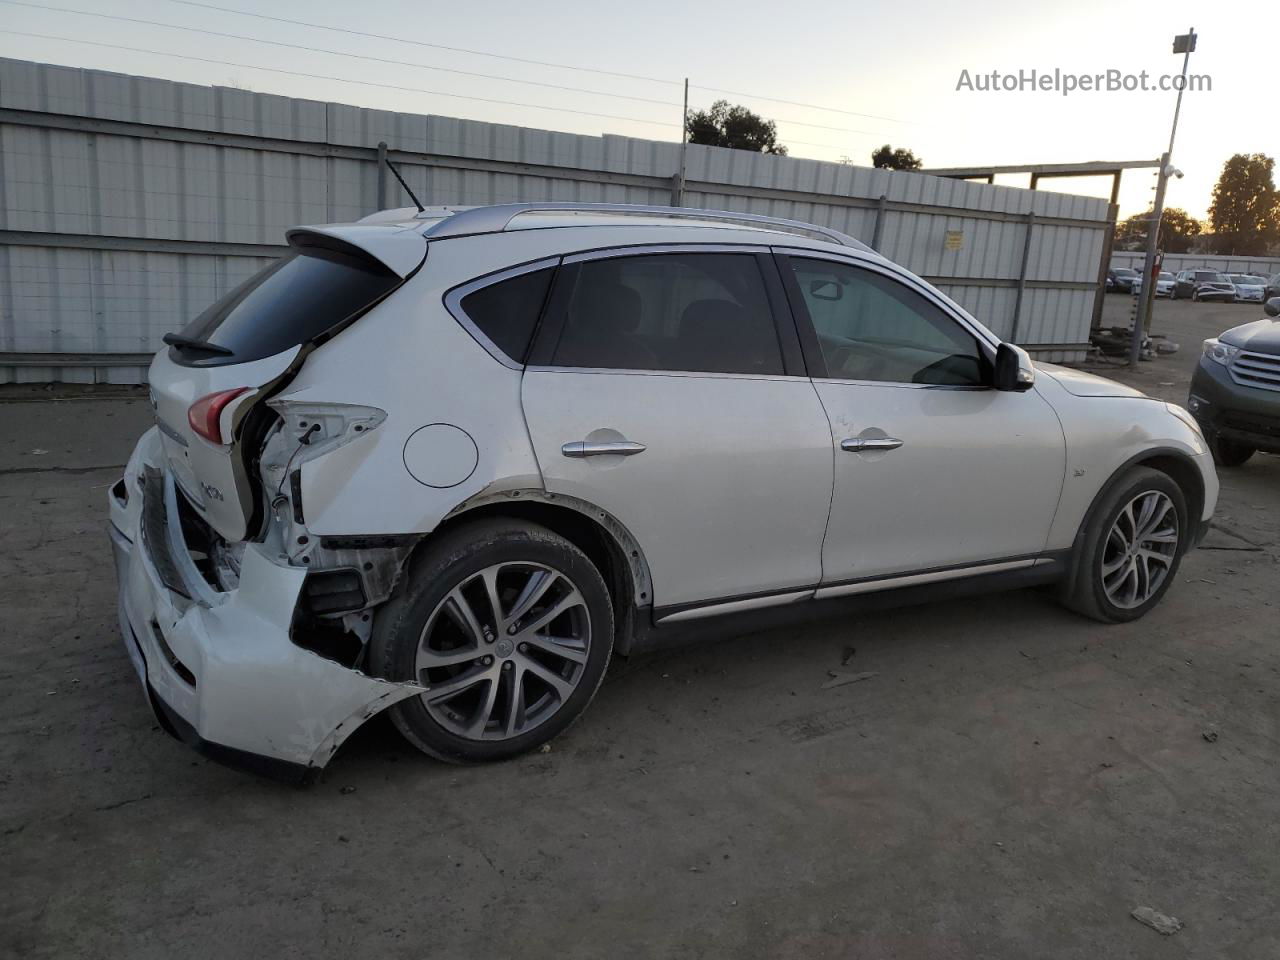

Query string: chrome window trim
[811,377,991,391]
[524,365,806,382]
[772,244,1003,354]
[443,256,562,370]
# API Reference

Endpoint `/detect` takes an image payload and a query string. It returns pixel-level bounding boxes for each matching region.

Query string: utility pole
[1130,152,1170,365]
[1129,28,1196,365]
[674,77,689,208]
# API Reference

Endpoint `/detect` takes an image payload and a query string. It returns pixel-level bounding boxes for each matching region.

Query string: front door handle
[841,437,904,453]
[561,440,648,458]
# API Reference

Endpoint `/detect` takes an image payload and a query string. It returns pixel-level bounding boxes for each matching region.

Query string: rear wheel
[370,519,614,763]
[1063,467,1187,623]
[1209,433,1255,467]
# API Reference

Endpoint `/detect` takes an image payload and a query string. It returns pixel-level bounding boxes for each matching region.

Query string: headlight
[1202,338,1239,365]
[1165,402,1203,436]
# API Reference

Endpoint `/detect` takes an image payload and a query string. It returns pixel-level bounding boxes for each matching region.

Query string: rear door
[520,247,833,613]
[149,227,424,542]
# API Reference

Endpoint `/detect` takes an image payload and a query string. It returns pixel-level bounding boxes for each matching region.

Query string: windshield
[1194,272,1227,282]
[1115,268,1138,278]
[172,247,400,367]
[1159,272,1173,281]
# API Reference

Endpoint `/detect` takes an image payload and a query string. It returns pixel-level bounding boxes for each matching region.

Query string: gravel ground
[1,296,1277,959]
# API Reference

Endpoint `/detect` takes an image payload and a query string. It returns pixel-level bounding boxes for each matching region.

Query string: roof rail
[420,202,872,252]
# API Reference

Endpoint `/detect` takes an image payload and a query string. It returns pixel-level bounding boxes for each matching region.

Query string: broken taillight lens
[188,387,250,445]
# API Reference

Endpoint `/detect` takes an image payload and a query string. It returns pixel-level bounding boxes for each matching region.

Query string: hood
[1035,362,1149,398]
[1221,317,1280,355]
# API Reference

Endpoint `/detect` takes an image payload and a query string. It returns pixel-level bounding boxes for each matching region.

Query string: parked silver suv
[110,203,1217,780]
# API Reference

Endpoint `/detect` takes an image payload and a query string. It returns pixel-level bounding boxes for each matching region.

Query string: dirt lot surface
[2,298,1277,959]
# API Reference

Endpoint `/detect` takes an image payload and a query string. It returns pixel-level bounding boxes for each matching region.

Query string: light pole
[1129,28,1196,365]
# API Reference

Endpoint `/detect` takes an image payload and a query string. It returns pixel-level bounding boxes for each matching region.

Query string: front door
[778,253,1066,585]
[521,249,833,611]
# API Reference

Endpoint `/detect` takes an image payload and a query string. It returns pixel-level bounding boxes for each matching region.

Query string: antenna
[384,156,424,212]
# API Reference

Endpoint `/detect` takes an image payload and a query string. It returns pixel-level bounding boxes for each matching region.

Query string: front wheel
[370,519,614,763]
[1062,467,1188,623]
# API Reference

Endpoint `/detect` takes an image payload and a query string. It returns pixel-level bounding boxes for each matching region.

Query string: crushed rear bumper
[108,428,422,782]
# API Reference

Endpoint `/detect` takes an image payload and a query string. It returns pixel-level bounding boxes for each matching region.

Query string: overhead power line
[163,0,678,86]
[155,0,901,126]
[692,85,909,125]
[5,31,677,128]
[4,1,878,136]
[0,0,681,108]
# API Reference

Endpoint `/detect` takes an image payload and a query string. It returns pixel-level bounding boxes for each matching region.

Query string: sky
[2,0,1277,222]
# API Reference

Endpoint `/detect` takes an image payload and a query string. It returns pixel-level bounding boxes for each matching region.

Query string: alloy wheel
[1100,491,1179,609]
[414,562,591,740]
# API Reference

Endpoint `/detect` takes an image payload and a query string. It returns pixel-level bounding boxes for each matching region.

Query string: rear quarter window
[457,267,555,364]
[170,246,400,366]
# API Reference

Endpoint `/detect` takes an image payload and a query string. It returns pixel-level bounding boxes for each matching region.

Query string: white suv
[109,203,1217,780]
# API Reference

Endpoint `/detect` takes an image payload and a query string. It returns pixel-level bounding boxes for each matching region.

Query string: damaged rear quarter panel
[276,236,551,537]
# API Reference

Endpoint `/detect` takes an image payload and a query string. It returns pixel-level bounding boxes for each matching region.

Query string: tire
[1062,467,1189,623]
[1192,290,1200,302]
[1209,433,1255,467]
[369,518,614,763]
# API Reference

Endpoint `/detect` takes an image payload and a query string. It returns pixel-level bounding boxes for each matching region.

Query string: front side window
[788,257,988,386]
[550,253,783,375]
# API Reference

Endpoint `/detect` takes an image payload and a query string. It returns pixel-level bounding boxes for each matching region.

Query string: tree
[1114,206,1202,253]
[871,144,922,171]
[685,101,787,155]
[1207,153,1280,256]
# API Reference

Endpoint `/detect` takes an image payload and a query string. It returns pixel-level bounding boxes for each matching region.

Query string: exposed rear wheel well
[421,500,644,655]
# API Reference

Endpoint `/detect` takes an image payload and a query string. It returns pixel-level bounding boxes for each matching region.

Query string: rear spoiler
[285,224,428,279]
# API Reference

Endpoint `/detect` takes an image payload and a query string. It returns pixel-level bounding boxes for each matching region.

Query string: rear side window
[550,253,783,375]
[171,246,399,366]
[459,267,554,363]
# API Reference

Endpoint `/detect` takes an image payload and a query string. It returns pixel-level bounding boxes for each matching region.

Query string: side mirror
[809,279,843,301]
[1265,298,1280,318]
[994,342,1035,392]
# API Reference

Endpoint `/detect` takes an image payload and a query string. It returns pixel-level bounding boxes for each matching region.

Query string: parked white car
[1131,270,1175,298]
[1228,274,1267,303]
[109,203,1218,780]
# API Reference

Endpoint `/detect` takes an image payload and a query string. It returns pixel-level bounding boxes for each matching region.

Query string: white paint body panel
[522,369,833,607]
[109,429,422,772]
[815,380,1066,580]
[111,209,1221,772]
[148,346,300,542]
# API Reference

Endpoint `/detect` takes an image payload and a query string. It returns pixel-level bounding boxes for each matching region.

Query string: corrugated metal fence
[1111,252,1280,278]
[0,57,1113,383]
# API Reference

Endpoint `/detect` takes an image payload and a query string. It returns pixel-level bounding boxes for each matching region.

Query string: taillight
[188,387,250,445]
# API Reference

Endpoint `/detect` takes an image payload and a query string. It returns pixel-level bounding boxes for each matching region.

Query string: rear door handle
[841,437,904,453]
[561,440,648,458]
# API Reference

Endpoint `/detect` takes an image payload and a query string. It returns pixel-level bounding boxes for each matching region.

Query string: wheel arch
[1062,445,1204,598]
[421,490,654,656]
